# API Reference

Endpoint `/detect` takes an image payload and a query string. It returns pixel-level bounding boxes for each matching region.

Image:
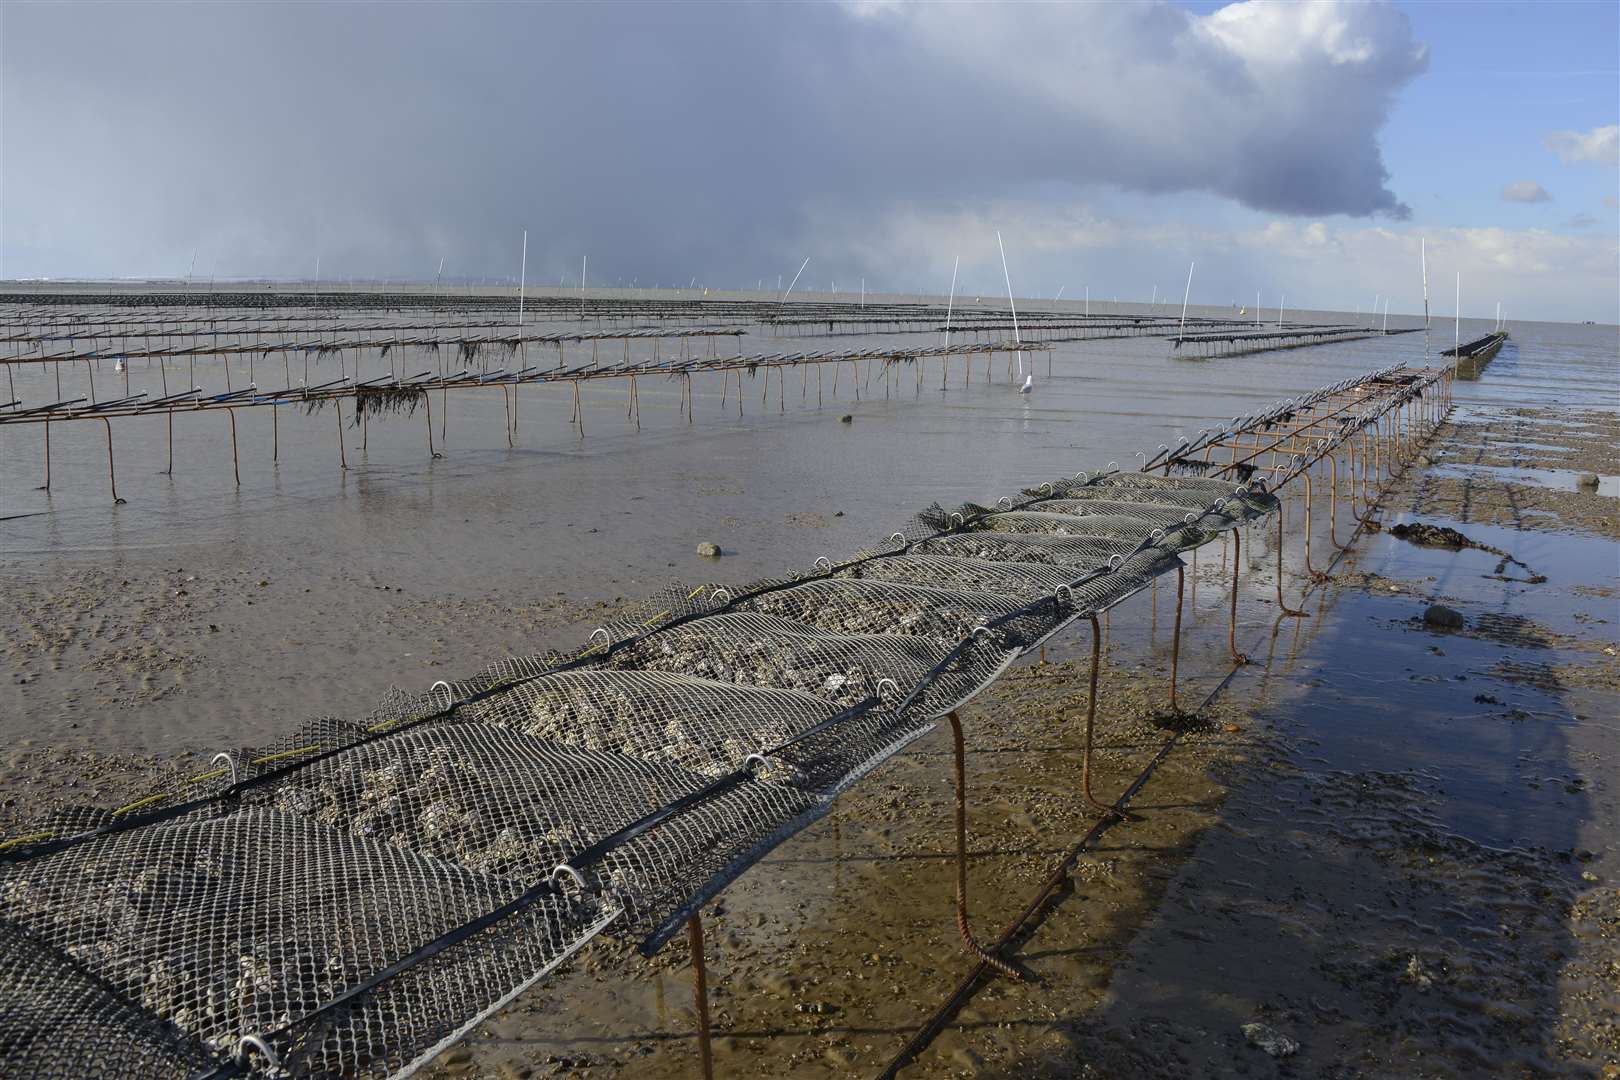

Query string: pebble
[696,541,722,558]
[839,414,853,424]
[1576,473,1600,489]
[1241,1022,1299,1057]
[1423,604,1465,630]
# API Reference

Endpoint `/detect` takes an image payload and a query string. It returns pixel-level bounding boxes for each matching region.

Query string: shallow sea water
[2,294,1610,754]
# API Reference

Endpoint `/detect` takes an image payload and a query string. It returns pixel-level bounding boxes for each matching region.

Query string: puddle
[1433,460,1620,498]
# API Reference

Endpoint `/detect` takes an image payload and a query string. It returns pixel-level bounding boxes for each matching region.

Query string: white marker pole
[996,230,1024,378]
[1371,293,1379,328]
[580,255,587,319]
[861,278,865,308]
[1085,285,1089,317]
[944,255,960,348]
[1150,284,1157,310]
[1382,297,1389,333]
[517,230,527,337]
[1277,294,1284,329]
[1455,272,1461,355]
[780,257,810,311]
[1178,261,1195,340]
[1255,290,1261,327]
[1055,285,1065,302]
[1421,238,1431,364]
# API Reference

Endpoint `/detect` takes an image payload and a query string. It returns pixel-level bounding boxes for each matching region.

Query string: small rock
[1404,955,1433,990]
[1241,1022,1299,1058]
[696,541,722,558]
[1582,870,1600,883]
[436,1047,473,1069]
[256,579,269,588]
[839,414,853,424]
[833,510,845,517]
[1423,604,1465,630]
[1576,473,1600,490]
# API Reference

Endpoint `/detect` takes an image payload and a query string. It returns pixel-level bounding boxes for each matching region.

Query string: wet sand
[2,308,1615,1077]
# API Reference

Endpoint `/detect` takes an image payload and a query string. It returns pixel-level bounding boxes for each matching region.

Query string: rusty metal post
[99,417,125,503]
[1081,615,1116,814]
[947,711,1021,979]
[686,915,715,1080]
[1273,505,1307,618]
[335,401,347,470]
[1228,529,1248,664]
[1328,452,1343,549]
[423,390,441,459]
[1169,563,1184,712]
[226,407,241,487]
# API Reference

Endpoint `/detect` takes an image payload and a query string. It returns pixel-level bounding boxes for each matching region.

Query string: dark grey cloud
[2,1,1427,284]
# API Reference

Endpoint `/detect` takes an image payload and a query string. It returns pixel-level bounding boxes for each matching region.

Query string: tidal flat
[1,297,1614,1077]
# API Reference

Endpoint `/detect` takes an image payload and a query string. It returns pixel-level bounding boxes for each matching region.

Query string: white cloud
[1544,125,1620,165]
[1502,181,1552,203]
[807,199,1619,323]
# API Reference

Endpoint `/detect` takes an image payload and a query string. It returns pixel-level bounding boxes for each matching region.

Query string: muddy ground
[3,399,1615,1079]
[399,403,1615,1079]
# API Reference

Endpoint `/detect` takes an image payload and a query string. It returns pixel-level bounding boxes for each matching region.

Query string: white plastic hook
[210,751,240,787]
[236,1035,282,1071]
[548,864,587,891]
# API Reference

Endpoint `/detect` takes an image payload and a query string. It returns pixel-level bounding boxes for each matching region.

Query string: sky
[2,0,1616,323]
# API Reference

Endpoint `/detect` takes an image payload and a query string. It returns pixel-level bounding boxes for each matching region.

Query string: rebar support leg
[1228,531,1248,664]
[686,915,715,1080]
[1081,616,1117,814]
[1169,564,1184,713]
[1274,506,1307,618]
[100,417,125,504]
[947,711,1022,980]
[226,408,241,488]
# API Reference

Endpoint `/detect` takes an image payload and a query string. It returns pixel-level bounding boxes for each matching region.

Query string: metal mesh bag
[835,553,1081,601]
[0,920,212,1080]
[731,578,1027,642]
[0,465,1278,1079]
[3,806,616,1079]
[453,670,842,779]
[603,611,963,709]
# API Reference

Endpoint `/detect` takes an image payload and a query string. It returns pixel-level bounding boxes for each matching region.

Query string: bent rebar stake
[688,914,716,1080]
[947,711,1022,980]
[1081,615,1116,814]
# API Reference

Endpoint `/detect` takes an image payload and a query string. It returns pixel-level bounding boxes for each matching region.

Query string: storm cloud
[2,1,1427,284]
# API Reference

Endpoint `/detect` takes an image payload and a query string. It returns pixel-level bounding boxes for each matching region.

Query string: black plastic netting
[1,467,1278,1079]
